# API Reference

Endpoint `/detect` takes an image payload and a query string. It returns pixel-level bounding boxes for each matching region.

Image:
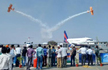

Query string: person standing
[70,46,76,66]
[51,46,56,66]
[10,45,16,67]
[15,45,22,66]
[87,46,93,66]
[77,46,87,66]
[36,44,44,70]
[43,46,47,66]
[56,45,62,68]
[26,45,35,70]
[6,47,13,70]
[60,45,67,67]
[47,45,52,67]
[22,46,27,66]
[0,47,11,70]
[95,45,100,65]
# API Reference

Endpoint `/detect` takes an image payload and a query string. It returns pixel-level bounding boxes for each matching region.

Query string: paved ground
[13,64,108,70]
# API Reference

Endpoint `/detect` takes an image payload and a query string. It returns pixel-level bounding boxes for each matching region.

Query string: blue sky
[0,0,108,44]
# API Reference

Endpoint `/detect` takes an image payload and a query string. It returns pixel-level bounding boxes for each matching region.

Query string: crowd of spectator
[0,44,101,70]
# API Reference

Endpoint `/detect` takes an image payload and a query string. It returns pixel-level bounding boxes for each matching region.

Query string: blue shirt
[43,48,47,56]
[52,49,56,57]
[36,47,44,57]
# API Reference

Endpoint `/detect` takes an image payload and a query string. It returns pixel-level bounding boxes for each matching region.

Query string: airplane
[24,37,33,47]
[90,7,94,15]
[64,31,95,46]
[7,4,15,12]
[87,7,94,15]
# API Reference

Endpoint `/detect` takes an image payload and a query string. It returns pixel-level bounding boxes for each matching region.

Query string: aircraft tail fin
[64,31,68,43]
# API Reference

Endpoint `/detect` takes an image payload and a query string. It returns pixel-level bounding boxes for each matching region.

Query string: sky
[0,0,108,44]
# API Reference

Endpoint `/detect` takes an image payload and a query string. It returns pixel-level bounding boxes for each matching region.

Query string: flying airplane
[64,31,95,46]
[90,7,94,15]
[7,4,14,12]
[87,7,94,15]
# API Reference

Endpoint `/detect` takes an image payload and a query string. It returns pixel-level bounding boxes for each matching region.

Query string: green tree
[48,41,57,45]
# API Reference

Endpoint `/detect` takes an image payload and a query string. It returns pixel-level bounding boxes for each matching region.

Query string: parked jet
[64,31,95,46]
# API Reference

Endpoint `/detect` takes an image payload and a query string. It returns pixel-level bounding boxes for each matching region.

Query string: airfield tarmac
[14,64,108,70]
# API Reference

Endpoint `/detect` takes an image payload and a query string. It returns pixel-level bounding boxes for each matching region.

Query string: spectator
[51,46,56,66]
[47,45,52,67]
[70,46,76,66]
[26,45,35,70]
[77,46,87,66]
[60,45,67,67]
[36,44,44,70]
[6,47,13,70]
[43,46,47,66]
[15,45,22,66]
[22,46,27,66]
[56,45,62,68]
[0,47,11,70]
[87,46,93,66]
[10,45,16,67]
[95,45,100,65]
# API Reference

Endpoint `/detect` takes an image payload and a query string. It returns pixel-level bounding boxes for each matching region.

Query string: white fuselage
[67,37,95,45]
[26,42,31,47]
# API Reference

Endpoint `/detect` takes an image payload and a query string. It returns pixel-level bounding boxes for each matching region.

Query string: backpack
[72,49,76,56]
[49,49,52,58]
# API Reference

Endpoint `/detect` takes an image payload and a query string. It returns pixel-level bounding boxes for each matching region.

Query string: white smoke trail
[49,11,88,32]
[14,10,88,41]
[14,10,52,40]
[14,10,48,28]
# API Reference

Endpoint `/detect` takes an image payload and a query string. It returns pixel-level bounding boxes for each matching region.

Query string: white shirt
[87,49,93,55]
[77,47,87,54]
[7,53,12,70]
[10,48,16,57]
[61,47,67,57]
[0,54,11,70]
[56,49,62,58]
[16,47,22,54]
[34,49,37,58]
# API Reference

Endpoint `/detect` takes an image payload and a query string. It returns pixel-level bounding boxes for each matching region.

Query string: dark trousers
[26,57,33,70]
[81,54,86,66]
[43,55,47,66]
[71,55,75,66]
[16,54,21,67]
[51,56,55,66]
[88,55,93,65]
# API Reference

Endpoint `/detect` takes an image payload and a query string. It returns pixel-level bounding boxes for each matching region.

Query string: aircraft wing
[7,7,11,12]
[90,7,94,15]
